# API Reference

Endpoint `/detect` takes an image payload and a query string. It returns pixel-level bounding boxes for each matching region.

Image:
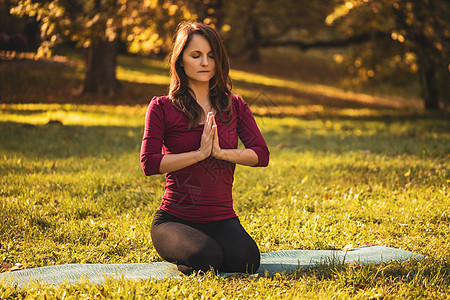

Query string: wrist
[213,148,225,160]
[196,149,209,161]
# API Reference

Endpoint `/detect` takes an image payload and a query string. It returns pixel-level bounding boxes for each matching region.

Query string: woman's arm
[158,150,208,173]
[211,124,259,166]
[159,112,216,173]
[235,98,270,167]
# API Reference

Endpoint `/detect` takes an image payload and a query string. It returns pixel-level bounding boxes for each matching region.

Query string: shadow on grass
[233,80,397,109]
[252,110,450,123]
[0,59,168,105]
[1,78,168,106]
[0,121,143,160]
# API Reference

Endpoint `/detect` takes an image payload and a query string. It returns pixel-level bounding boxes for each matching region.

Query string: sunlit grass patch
[116,55,170,86]
[0,103,146,126]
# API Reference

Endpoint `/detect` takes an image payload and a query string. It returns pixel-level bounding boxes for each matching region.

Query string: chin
[189,75,214,83]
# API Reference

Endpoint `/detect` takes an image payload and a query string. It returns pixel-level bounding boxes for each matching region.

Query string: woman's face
[181,34,216,85]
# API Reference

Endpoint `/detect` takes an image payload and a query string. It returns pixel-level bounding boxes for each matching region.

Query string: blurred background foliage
[1,0,449,109]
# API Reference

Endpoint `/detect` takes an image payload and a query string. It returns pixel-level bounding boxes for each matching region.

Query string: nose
[200,55,209,67]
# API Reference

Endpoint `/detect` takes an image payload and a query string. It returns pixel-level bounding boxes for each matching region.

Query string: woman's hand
[198,112,215,159]
[211,116,223,159]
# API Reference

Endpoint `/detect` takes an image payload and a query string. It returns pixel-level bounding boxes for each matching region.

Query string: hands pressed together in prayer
[198,111,258,166]
[198,112,223,160]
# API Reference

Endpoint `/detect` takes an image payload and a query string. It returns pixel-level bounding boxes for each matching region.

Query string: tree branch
[260,31,389,50]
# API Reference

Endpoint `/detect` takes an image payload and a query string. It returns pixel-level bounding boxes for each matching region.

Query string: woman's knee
[237,231,261,272]
[221,244,260,273]
[151,221,223,270]
[187,246,223,271]
[240,246,261,273]
[177,249,222,275]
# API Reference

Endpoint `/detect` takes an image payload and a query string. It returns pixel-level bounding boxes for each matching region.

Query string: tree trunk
[247,20,261,62]
[417,51,440,110]
[81,39,119,96]
[245,8,261,62]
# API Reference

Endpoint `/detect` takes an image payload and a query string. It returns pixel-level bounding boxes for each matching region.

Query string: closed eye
[190,51,213,59]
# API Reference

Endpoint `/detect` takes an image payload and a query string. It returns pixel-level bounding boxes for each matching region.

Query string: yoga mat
[0,246,423,287]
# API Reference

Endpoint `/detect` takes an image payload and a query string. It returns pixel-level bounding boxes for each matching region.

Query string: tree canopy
[326,0,449,109]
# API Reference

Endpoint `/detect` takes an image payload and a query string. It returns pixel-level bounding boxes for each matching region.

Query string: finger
[204,115,212,133]
[212,125,218,143]
[207,122,213,133]
[212,125,219,154]
[207,112,213,125]
[205,124,214,141]
[208,114,214,129]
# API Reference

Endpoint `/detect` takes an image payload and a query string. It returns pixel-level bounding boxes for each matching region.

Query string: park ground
[0,49,449,299]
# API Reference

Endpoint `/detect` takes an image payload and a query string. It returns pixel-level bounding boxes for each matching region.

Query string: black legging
[151,210,260,275]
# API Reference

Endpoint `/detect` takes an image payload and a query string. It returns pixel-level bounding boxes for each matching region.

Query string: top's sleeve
[140,97,165,176]
[236,96,270,167]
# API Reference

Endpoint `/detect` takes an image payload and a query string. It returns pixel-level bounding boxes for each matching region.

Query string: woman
[140,21,269,275]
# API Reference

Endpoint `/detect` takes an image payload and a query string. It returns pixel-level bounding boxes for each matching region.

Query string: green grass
[0,51,449,298]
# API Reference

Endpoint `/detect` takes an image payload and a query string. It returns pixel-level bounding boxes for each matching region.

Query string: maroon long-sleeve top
[140,95,269,223]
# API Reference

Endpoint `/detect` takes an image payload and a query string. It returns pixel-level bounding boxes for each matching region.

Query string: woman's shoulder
[150,95,171,105]
[147,95,187,125]
[231,93,251,113]
[231,93,249,107]
[148,95,178,112]
[231,93,244,103]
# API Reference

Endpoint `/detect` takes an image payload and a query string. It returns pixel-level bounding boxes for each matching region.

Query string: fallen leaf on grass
[345,263,360,269]
[39,257,53,261]
[2,262,23,272]
[342,244,354,251]
[363,242,380,247]
[1,262,10,270]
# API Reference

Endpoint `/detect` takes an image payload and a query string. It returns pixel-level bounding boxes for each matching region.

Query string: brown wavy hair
[168,21,232,128]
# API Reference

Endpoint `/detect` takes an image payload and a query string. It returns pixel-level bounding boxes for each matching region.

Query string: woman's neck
[189,81,210,106]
